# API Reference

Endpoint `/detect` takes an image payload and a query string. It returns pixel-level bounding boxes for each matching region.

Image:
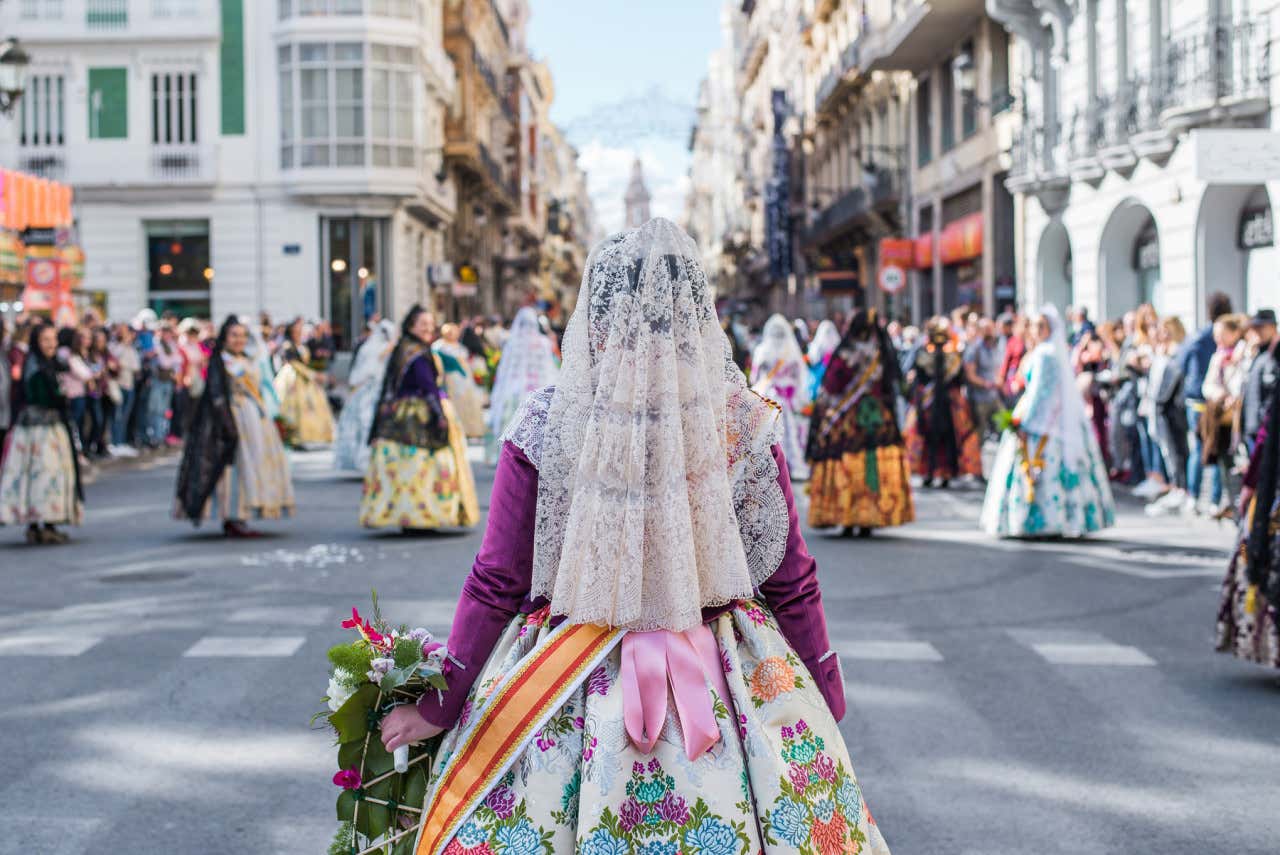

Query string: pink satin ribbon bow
[620,626,733,761]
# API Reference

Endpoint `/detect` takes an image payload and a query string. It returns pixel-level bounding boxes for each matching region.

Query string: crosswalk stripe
[227,606,331,626]
[0,635,103,656]
[183,636,307,657]
[837,640,944,662]
[1029,642,1156,666]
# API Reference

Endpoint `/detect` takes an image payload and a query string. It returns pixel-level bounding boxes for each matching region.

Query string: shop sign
[913,233,934,269]
[939,213,984,265]
[1239,207,1274,250]
[22,256,61,311]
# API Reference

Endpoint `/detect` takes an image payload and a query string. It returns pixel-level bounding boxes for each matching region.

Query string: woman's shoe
[41,526,68,544]
[25,525,43,545]
[223,520,263,538]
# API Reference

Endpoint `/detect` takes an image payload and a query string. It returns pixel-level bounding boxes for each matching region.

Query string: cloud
[576,139,691,235]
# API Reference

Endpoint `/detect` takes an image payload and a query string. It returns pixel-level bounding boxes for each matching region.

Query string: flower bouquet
[992,408,1017,434]
[320,593,447,855]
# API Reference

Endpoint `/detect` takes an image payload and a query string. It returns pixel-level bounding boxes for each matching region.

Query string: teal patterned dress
[980,346,1116,538]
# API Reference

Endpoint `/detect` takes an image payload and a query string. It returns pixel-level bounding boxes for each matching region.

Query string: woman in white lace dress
[752,314,813,481]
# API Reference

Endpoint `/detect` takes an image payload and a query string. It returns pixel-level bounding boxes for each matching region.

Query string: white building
[2,0,457,350]
[993,0,1280,326]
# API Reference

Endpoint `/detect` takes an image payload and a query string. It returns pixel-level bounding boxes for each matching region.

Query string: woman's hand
[380,704,444,752]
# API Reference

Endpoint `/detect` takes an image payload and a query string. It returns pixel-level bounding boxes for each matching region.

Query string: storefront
[321,216,390,352]
[1133,220,1161,312]
[939,212,984,311]
[146,219,211,319]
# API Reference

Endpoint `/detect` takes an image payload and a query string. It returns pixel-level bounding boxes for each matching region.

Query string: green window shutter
[87,67,128,140]
[220,0,246,135]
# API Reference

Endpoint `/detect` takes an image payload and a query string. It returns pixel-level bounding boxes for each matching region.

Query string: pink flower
[787,762,809,793]
[422,640,443,658]
[814,752,838,782]
[746,605,768,625]
[573,716,585,730]
[587,666,610,696]
[485,784,517,819]
[333,768,361,790]
[583,736,597,762]
[657,792,690,824]
[619,798,646,832]
[341,607,363,630]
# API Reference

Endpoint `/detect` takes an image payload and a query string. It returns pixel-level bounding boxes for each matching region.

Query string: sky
[527,0,724,235]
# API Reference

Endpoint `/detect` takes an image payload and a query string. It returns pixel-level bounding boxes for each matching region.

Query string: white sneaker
[1145,492,1182,517]
[118,445,139,458]
[1180,495,1200,517]
[1132,479,1163,499]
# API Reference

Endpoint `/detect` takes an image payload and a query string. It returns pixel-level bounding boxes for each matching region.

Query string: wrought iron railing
[815,39,861,110]
[1165,15,1271,107]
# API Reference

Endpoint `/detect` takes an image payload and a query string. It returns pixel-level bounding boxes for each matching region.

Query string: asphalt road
[2,446,1277,855]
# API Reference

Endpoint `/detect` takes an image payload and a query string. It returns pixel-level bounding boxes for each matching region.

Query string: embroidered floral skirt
[979,428,1115,538]
[426,602,891,855]
[1215,500,1280,669]
[0,422,81,527]
[808,446,915,530]
[360,402,478,530]
[902,388,982,480]
[273,363,335,447]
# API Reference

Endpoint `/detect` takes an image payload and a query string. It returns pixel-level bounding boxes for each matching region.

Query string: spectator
[108,324,141,456]
[1143,317,1190,516]
[964,317,1001,440]
[1180,291,1233,508]
[1242,308,1278,452]
[1201,313,1249,517]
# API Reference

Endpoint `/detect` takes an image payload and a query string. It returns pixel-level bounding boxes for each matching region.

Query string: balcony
[17,145,68,181]
[815,38,862,118]
[804,168,899,248]
[863,0,985,73]
[1162,16,1271,132]
[1065,106,1105,182]
[150,143,214,183]
[1006,120,1069,213]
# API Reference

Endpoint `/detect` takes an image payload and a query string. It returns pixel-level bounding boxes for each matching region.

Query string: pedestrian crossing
[2,600,1177,669]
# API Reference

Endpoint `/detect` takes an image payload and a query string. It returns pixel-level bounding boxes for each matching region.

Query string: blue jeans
[1185,403,1223,504]
[145,379,173,445]
[67,396,87,450]
[1136,419,1166,480]
[112,387,136,446]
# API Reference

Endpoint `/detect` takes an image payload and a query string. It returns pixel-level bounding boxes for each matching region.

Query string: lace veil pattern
[502,219,787,632]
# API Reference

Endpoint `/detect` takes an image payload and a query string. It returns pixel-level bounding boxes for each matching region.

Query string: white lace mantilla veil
[347,319,396,389]
[1018,305,1089,467]
[502,218,789,632]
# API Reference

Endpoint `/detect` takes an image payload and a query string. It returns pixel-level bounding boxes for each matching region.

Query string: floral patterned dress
[430,602,888,855]
[980,347,1115,538]
[0,367,82,527]
[273,343,335,447]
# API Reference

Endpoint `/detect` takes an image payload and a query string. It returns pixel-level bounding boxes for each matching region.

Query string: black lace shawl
[806,311,902,461]
[1246,394,1280,606]
[21,333,83,501]
[175,320,240,525]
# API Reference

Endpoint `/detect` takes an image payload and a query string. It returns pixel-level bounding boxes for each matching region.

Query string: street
[3,448,1278,855]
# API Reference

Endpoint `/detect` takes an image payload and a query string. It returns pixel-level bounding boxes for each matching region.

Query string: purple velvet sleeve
[402,354,442,399]
[757,444,847,721]
[416,441,538,728]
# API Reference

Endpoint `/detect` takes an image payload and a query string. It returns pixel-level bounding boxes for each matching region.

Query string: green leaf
[336,789,356,822]
[425,672,448,691]
[402,765,429,812]
[328,684,380,744]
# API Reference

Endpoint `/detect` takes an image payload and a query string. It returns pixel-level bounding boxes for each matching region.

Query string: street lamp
[0,38,31,116]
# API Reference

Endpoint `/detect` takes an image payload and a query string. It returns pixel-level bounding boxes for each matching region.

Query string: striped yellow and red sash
[414,622,624,855]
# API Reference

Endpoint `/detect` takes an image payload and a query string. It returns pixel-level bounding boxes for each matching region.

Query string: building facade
[994,0,1278,326]
[2,0,593,343]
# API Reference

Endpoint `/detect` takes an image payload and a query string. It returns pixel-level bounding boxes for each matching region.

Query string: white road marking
[837,640,944,662]
[183,636,307,657]
[1030,642,1156,666]
[0,635,103,656]
[226,606,330,626]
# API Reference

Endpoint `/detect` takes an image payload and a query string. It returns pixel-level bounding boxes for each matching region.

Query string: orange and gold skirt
[808,444,915,529]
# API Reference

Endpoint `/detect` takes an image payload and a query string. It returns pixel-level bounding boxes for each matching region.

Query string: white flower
[407,627,432,643]
[366,657,396,682]
[326,668,357,712]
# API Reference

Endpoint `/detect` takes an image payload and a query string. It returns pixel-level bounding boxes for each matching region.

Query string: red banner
[939,213,984,264]
[878,238,915,268]
[913,233,934,270]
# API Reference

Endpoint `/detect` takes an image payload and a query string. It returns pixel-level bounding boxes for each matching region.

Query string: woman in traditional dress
[334,320,396,474]
[751,313,813,481]
[273,317,335,447]
[433,323,487,439]
[980,307,1116,539]
[1216,393,1280,669]
[379,219,891,855]
[359,305,479,532]
[806,319,842,399]
[175,317,295,537]
[902,320,983,487]
[486,307,558,459]
[807,309,915,537]
[460,324,494,392]
[0,323,82,544]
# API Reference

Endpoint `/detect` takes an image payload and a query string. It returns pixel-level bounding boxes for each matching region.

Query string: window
[20,0,63,19]
[19,74,65,147]
[959,39,978,137]
[151,72,199,145]
[916,76,932,167]
[85,0,127,28]
[146,219,211,318]
[88,67,128,139]
[280,40,417,170]
[280,0,414,17]
[939,59,955,152]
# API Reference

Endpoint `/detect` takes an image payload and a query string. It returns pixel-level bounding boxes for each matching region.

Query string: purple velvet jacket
[417,441,845,727]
